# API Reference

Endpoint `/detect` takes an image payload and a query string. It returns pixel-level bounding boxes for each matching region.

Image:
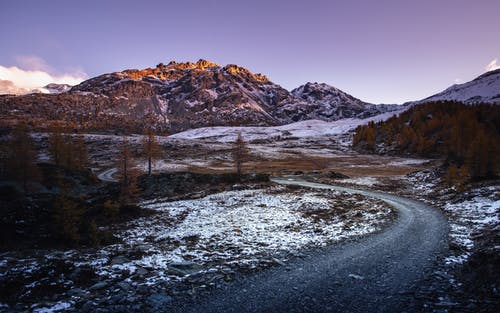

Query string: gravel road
[170,177,448,313]
[97,167,118,182]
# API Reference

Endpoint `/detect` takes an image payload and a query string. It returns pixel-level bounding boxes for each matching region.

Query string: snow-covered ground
[442,185,499,265]
[0,186,393,311]
[339,177,380,187]
[170,112,403,142]
[407,170,500,266]
[88,187,391,283]
[135,160,189,173]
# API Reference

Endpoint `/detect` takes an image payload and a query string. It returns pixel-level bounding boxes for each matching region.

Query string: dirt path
[170,177,448,312]
[97,167,118,182]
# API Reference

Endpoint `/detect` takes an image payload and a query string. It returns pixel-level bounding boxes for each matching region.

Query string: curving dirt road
[171,177,448,313]
[97,167,118,182]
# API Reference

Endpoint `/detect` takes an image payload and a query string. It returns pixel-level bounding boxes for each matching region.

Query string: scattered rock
[89,281,108,291]
[67,287,87,297]
[272,257,286,266]
[116,281,130,291]
[135,267,149,276]
[348,274,365,280]
[136,285,150,295]
[169,261,202,273]
[147,292,172,310]
[328,171,349,179]
[110,255,130,265]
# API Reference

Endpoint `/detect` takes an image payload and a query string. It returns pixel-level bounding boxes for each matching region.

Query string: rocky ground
[0,184,395,312]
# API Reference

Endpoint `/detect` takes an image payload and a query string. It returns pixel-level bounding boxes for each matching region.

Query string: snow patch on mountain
[291,82,400,120]
[170,109,405,142]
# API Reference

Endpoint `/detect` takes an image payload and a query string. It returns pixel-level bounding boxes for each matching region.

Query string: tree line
[1,123,250,246]
[353,101,500,188]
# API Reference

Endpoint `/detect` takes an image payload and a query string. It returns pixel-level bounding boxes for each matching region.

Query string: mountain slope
[1,59,396,133]
[417,69,500,104]
[69,59,334,131]
[291,82,400,119]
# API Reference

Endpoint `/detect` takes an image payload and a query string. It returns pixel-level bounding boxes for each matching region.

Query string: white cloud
[484,59,500,72]
[0,56,87,95]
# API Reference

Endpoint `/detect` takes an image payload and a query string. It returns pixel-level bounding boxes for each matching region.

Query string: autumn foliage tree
[117,138,139,205]
[232,132,249,175]
[52,180,84,244]
[352,101,500,187]
[48,126,64,166]
[142,128,162,176]
[48,127,89,170]
[4,123,41,192]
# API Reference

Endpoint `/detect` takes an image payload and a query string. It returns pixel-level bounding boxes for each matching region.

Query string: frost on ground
[96,186,392,283]
[32,301,73,313]
[442,185,500,265]
[338,176,379,187]
[0,186,393,311]
[407,170,500,266]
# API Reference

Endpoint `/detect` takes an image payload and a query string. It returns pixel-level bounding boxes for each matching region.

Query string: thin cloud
[0,57,87,95]
[485,59,500,72]
[15,55,52,72]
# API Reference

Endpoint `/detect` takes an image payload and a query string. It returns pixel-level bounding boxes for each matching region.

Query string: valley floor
[1,131,498,312]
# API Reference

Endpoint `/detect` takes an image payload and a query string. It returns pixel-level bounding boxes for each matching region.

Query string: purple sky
[1,0,499,103]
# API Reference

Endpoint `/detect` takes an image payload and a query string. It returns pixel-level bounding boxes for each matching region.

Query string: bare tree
[142,128,162,176]
[232,132,248,175]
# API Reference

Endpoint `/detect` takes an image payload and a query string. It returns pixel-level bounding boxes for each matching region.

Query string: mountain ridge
[413,69,500,105]
[1,60,498,134]
[0,59,396,133]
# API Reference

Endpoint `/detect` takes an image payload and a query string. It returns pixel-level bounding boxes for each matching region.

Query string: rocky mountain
[68,59,300,130]
[291,82,400,119]
[43,83,72,94]
[416,69,500,104]
[1,59,397,133]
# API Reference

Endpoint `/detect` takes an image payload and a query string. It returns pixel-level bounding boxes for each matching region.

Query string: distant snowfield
[170,110,404,142]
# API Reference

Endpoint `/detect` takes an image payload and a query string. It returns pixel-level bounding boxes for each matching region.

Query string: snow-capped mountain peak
[42,83,73,94]
[417,69,500,104]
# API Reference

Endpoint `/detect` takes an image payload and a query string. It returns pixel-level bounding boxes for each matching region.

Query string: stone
[168,261,202,275]
[147,292,172,310]
[67,287,87,297]
[348,274,365,280]
[110,255,130,265]
[89,281,108,291]
[135,267,149,276]
[136,285,150,295]
[81,301,96,312]
[116,281,130,291]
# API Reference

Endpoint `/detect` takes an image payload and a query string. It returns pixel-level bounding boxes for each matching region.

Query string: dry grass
[184,154,436,178]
